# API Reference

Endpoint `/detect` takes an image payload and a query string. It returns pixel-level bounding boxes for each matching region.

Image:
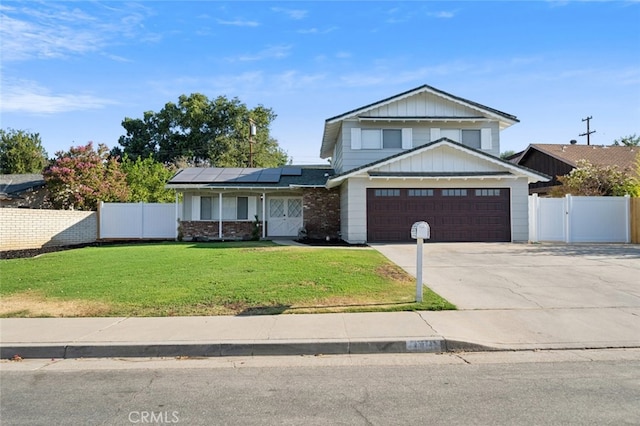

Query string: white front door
[267,197,303,237]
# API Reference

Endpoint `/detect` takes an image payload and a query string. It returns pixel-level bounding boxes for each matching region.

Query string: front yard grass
[0,241,455,317]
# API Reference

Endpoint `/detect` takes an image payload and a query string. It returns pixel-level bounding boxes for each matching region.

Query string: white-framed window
[200,196,213,220]
[237,197,248,220]
[199,196,254,220]
[462,130,481,149]
[362,129,382,149]
[352,128,412,150]
[431,128,492,150]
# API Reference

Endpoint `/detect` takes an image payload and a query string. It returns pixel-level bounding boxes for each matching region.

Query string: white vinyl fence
[99,202,181,240]
[529,194,631,243]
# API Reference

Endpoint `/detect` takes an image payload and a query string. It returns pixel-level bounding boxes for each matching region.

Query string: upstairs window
[462,130,481,149]
[352,128,412,150]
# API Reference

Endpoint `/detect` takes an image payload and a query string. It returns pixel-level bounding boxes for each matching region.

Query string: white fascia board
[366,174,519,182]
[357,117,493,123]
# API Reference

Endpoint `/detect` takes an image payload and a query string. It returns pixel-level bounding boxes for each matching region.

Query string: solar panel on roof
[198,169,222,179]
[233,174,259,182]
[170,168,204,183]
[281,167,302,176]
[258,175,281,183]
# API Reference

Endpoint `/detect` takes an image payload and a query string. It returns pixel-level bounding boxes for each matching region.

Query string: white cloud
[228,45,293,62]
[0,79,116,114]
[0,2,156,62]
[216,18,260,27]
[271,7,308,20]
[428,10,456,19]
[297,26,337,35]
[274,71,327,90]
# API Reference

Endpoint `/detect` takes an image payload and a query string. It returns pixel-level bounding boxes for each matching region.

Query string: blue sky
[1,1,639,165]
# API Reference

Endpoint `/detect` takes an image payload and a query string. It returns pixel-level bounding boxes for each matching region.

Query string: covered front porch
[178,189,304,241]
[166,166,341,242]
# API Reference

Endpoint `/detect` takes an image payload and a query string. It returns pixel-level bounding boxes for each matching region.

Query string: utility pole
[579,116,596,145]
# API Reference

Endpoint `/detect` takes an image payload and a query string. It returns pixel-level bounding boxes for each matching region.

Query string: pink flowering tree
[43,142,129,210]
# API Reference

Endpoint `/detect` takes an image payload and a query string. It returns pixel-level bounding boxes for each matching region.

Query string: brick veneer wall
[0,208,97,250]
[302,187,341,240]
[180,221,256,241]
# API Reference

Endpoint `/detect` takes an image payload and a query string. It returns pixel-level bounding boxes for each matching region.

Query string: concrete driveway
[372,243,640,310]
[372,243,640,349]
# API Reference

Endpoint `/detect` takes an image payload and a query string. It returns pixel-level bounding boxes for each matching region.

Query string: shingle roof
[526,144,639,172]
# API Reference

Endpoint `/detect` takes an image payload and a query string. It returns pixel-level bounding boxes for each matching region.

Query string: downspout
[218,192,223,239]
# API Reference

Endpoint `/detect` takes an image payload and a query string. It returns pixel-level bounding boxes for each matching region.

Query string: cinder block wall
[0,209,97,250]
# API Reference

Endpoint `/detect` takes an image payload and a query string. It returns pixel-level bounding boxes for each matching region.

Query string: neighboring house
[510,143,639,195]
[167,84,549,243]
[0,174,50,208]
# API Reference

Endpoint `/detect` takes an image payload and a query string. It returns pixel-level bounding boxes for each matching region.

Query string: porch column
[218,192,223,239]
[174,192,180,241]
[261,192,266,239]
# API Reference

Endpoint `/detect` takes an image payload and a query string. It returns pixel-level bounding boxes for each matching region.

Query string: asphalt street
[2,350,639,425]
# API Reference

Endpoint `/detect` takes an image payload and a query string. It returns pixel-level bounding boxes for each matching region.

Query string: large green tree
[44,143,129,210]
[116,93,289,167]
[121,155,176,203]
[0,128,48,174]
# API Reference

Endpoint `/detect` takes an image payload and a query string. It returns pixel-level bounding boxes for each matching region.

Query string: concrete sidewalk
[2,242,639,359]
[0,312,463,359]
[2,308,639,359]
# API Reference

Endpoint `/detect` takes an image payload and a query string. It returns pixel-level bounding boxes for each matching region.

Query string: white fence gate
[529,194,631,243]
[99,202,180,240]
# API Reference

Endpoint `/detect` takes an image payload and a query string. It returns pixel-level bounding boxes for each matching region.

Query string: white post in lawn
[411,221,431,303]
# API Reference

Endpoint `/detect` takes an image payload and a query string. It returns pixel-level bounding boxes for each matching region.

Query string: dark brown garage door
[367,188,511,242]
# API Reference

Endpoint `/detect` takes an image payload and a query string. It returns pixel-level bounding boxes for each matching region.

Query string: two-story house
[167,84,549,243]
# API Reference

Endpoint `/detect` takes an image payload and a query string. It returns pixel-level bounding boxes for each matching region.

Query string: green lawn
[0,242,455,317]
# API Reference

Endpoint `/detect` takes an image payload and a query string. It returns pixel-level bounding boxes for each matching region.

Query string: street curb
[0,338,494,359]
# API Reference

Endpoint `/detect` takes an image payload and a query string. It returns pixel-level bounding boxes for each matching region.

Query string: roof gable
[326,138,549,188]
[321,84,519,158]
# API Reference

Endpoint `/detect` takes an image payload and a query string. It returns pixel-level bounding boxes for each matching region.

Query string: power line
[579,116,596,145]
